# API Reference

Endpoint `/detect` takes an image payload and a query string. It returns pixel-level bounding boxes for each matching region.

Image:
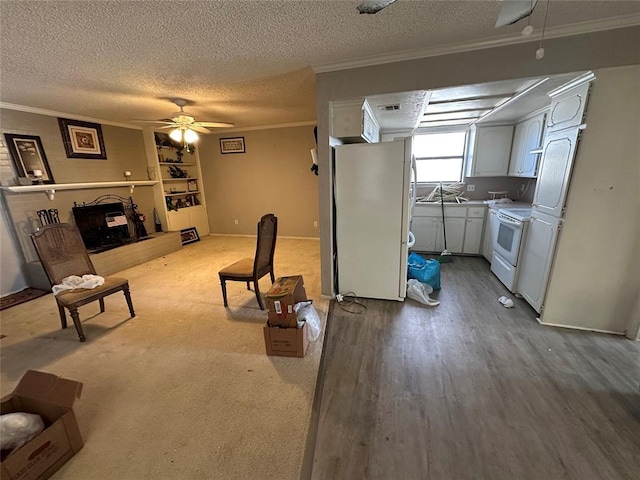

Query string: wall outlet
[234,219,238,225]
[467,184,475,192]
[314,221,318,227]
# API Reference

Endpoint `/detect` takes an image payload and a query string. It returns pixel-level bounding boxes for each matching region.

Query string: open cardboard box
[1,370,83,480]
[263,275,309,357]
[265,275,308,328]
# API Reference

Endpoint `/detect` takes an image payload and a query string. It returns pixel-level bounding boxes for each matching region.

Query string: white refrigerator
[334,139,414,301]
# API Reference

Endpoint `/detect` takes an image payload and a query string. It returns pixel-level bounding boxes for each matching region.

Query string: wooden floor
[310,257,640,480]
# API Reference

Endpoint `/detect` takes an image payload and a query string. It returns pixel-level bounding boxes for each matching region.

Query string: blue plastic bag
[407,252,441,290]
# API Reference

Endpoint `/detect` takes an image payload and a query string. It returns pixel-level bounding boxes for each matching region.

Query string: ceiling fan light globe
[184,129,199,143]
[169,128,183,142]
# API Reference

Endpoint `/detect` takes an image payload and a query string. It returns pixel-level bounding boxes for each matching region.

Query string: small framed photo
[3,133,55,184]
[220,137,245,154]
[58,118,107,159]
[187,179,198,192]
[180,227,200,245]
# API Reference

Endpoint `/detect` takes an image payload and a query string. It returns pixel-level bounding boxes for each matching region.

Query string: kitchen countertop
[415,200,532,210]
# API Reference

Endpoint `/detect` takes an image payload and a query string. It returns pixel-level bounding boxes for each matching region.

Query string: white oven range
[490,207,532,292]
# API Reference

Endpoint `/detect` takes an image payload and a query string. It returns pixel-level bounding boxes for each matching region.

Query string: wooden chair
[219,214,277,310]
[30,223,135,342]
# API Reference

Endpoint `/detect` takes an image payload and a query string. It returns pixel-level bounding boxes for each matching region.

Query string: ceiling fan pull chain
[536,0,551,60]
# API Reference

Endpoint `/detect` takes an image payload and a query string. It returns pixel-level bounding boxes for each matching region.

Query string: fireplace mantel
[0,180,158,200]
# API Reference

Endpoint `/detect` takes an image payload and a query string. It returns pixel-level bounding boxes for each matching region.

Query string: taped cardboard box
[265,275,307,328]
[1,370,83,480]
[263,322,309,358]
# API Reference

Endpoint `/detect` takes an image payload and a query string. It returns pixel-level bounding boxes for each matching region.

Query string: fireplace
[72,202,131,253]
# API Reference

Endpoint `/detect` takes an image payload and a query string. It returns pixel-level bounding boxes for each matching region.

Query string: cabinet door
[532,128,581,217]
[482,210,497,261]
[517,212,561,313]
[472,126,514,176]
[166,210,192,231]
[410,217,438,252]
[508,122,527,176]
[463,218,484,254]
[520,114,545,177]
[362,103,379,143]
[547,81,591,133]
[437,218,465,253]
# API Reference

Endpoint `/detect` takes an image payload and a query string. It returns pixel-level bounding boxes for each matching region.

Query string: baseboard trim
[538,319,625,336]
[207,233,320,241]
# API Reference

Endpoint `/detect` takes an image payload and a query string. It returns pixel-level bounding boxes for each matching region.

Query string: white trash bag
[407,279,440,307]
[295,301,322,341]
[0,412,45,452]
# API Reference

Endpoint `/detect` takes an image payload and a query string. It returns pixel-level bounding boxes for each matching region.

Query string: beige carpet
[0,235,327,480]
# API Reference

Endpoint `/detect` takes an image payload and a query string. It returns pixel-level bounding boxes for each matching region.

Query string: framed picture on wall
[58,118,107,159]
[3,133,55,184]
[220,137,245,154]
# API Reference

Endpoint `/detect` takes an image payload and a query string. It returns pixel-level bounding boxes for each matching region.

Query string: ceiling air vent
[380,104,401,111]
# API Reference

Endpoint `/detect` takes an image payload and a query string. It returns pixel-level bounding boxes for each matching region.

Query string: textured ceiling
[1,1,639,130]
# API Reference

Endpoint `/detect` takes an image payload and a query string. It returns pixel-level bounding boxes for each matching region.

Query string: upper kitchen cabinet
[508,111,546,177]
[465,125,514,177]
[330,99,380,143]
[546,73,594,133]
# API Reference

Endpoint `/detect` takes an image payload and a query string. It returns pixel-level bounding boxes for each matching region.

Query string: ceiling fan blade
[495,0,538,28]
[194,121,236,128]
[133,120,176,125]
[188,125,212,134]
[356,0,397,15]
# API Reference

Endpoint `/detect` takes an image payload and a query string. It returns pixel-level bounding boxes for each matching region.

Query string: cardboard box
[1,370,83,480]
[263,322,309,358]
[265,275,308,328]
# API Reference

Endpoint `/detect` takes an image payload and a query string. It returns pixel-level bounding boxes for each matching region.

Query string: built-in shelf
[162,178,197,182]
[164,191,200,196]
[0,181,158,200]
[159,162,196,166]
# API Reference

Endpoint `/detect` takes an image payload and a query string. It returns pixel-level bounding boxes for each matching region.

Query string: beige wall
[316,26,640,297]
[198,125,319,237]
[542,65,640,334]
[0,109,156,275]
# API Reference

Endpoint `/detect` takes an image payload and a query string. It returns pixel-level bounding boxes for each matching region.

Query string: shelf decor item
[58,118,107,159]
[180,227,200,245]
[187,179,198,192]
[220,137,245,154]
[4,133,55,184]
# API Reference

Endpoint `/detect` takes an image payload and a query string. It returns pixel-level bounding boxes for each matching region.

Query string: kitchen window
[413,131,467,183]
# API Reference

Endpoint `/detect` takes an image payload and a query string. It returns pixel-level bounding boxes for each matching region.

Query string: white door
[335,140,407,300]
[516,211,562,313]
[533,128,581,218]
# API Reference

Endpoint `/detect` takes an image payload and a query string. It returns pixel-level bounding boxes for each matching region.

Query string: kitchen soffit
[368,71,589,132]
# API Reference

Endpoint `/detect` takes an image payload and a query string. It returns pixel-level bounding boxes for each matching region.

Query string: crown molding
[215,120,316,134]
[0,102,143,130]
[313,14,640,73]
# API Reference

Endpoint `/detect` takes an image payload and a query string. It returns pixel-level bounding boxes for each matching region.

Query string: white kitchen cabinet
[508,113,546,177]
[532,128,581,218]
[330,99,380,143]
[411,217,438,252]
[463,218,484,254]
[482,209,498,261]
[516,211,561,313]
[466,125,514,177]
[546,76,592,133]
[411,204,485,255]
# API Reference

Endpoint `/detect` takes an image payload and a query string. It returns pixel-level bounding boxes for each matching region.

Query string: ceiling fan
[138,98,235,144]
[356,0,539,28]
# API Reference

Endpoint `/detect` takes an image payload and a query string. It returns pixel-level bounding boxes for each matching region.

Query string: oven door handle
[497,214,523,227]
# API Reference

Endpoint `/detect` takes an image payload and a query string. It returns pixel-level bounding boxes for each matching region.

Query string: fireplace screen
[72,202,131,252]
